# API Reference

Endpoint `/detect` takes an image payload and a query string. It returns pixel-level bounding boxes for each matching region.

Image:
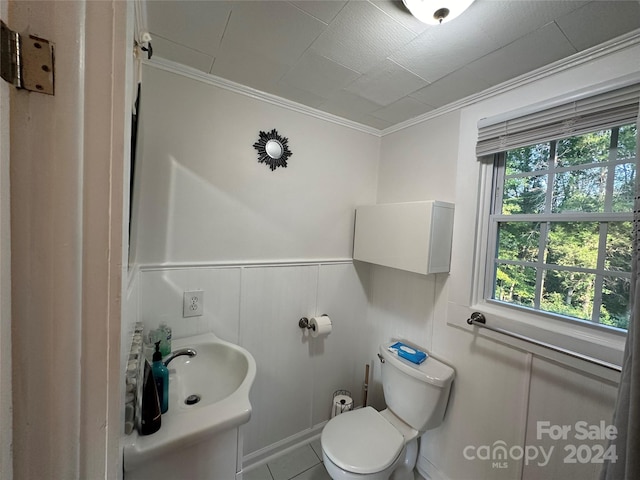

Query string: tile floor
[244,439,331,480]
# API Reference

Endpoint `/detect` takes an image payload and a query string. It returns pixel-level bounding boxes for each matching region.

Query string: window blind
[476,83,640,157]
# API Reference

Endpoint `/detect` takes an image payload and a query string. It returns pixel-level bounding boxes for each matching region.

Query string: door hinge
[0,20,54,95]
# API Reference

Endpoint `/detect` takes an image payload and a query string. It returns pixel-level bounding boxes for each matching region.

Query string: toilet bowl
[321,342,454,480]
[321,407,417,480]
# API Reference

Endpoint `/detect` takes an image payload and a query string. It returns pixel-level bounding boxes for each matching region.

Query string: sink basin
[171,337,250,410]
[123,332,256,472]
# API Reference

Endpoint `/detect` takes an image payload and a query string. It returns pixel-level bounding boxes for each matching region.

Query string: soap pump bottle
[152,340,169,414]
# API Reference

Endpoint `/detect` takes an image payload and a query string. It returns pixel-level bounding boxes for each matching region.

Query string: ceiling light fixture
[402,0,475,25]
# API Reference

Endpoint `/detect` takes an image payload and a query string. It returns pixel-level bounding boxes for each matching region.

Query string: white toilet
[321,342,454,480]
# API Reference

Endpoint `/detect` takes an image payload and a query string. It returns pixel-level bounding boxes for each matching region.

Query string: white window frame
[467,156,627,380]
[485,127,634,327]
[452,77,640,380]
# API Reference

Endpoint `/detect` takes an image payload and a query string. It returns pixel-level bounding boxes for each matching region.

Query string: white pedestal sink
[123,332,256,479]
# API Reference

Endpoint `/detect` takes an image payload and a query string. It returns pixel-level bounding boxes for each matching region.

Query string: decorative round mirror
[265,139,284,159]
[253,129,292,171]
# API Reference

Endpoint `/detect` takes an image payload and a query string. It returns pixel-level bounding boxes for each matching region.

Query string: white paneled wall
[137,261,370,459]
[523,358,618,479]
[240,264,320,453]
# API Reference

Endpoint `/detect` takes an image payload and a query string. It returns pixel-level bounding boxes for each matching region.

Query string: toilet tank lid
[380,342,455,388]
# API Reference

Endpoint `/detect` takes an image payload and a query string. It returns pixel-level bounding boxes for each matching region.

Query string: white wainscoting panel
[239,265,320,455]
[522,357,618,480]
[312,262,370,424]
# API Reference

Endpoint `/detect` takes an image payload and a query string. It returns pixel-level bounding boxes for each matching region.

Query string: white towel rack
[467,312,622,372]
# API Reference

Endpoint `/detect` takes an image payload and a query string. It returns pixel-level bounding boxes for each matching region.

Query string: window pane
[502,175,547,214]
[605,221,632,272]
[552,167,606,213]
[541,270,595,321]
[546,222,599,269]
[497,222,540,262]
[600,276,630,330]
[612,162,636,212]
[506,143,549,174]
[494,264,536,307]
[556,129,611,167]
[490,121,635,331]
[617,124,637,160]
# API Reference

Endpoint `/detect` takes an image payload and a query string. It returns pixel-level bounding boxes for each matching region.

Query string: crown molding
[142,28,640,139]
[142,57,382,137]
[381,28,640,136]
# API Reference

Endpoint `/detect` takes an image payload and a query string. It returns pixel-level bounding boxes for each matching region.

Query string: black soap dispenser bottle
[152,340,169,414]
[139,359,161,435]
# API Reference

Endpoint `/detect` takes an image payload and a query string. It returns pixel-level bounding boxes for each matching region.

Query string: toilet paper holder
[298,314,328,331]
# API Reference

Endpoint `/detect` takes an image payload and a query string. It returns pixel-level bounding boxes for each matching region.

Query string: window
[486,123,636,330]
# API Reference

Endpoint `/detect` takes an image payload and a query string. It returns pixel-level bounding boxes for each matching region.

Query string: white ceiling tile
[289,0,347,24]
[462,22,578,86]
[310,0,418,74]
[144,0,640,129]
[389,9,500,83]
[472,0,589,49]
[409,66,492,108]
[270,83,327,109]
[556,1,640,51]
[219,1,326,67]
[280,51,361,98]
[211,45,290,92]
[370,97,434,124]
[369,0,430,35]
[345,59,429,106]
[150,35,214,73]
[319,103,395,128]
[319,90,384,116]
[146,1,233,56]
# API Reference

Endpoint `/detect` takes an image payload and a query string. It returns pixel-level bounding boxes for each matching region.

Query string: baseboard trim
[242,423,326,472]
[416,455,451,480]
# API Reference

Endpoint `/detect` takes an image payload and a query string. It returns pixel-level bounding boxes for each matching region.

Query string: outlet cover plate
[183,290,204,318]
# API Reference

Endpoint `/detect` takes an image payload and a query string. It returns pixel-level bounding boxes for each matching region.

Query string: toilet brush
[362,363,370,407]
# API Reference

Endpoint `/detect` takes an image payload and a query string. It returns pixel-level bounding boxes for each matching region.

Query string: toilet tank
[380,343,454,432]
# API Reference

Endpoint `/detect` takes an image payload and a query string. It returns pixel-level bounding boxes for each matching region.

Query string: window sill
[448,300,625,383]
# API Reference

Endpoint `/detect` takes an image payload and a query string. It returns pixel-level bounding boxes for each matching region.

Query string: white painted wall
[131,65,379,462]
[376,42,640,480]
[377,111,460,204]
[131,65,380,265]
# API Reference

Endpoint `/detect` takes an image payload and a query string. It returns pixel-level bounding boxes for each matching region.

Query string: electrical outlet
[183,290,204,318]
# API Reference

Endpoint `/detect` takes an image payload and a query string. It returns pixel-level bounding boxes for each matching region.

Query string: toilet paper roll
[331,394,353,418]
[310,315,332,338]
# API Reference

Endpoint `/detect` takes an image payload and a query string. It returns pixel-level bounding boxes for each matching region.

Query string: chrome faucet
[163,348,197,367]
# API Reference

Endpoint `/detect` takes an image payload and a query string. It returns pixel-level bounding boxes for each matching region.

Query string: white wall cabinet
[353,201,454,275]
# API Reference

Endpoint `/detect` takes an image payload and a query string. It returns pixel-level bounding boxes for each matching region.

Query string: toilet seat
[321,407,405,474]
